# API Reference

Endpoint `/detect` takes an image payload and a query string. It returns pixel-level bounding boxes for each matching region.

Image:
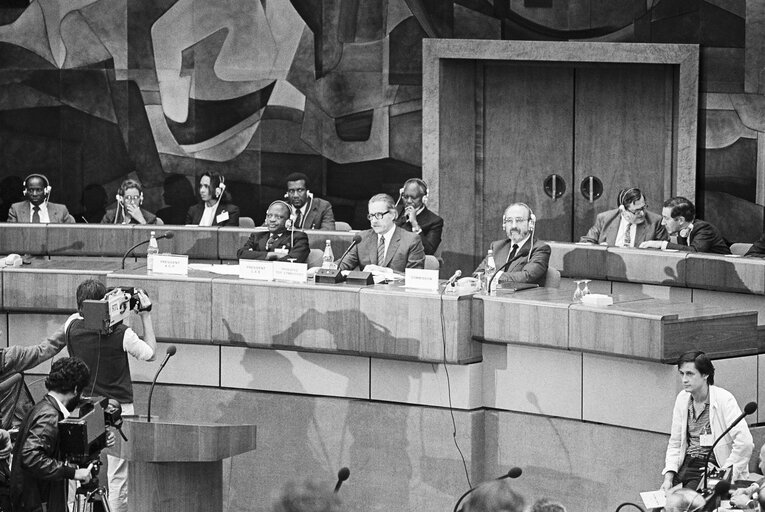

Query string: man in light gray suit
[7,174,75,224]
[579,187,666,247]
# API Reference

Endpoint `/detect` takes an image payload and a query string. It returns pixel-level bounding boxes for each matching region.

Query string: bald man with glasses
[338,193,425,273]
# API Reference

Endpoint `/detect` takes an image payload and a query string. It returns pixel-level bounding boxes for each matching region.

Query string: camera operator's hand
[0,429,12,458]
[74,463,94,483]
[106,429,116,448]
[135,289,152,314]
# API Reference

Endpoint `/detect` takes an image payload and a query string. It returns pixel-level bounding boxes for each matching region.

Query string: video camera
[81,287,152,334]
[59,397,125,466]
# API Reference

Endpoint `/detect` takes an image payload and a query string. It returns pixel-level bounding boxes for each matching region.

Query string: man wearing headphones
[7,174,75,223]
[395,178,443,255]
[237,201,309,262]
[101,178,162,224]
[640,197,731,254]
[474,203,550,286]
[579,187,667,246]
[338,194,425,273]
[284,172,335,230]
[186,171,240,226]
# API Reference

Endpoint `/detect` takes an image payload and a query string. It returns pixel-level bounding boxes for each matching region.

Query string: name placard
[153,254,189,276]
[239,260,274,281]
[273,261,308,283]
[405,268,439,290]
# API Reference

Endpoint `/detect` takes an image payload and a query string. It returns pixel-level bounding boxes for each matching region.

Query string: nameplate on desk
[152,254,188,275]
[404,268,439,290]
[239,260,274,281]
[273,261,308,283]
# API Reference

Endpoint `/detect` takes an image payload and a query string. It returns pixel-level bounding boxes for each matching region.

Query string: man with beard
[580,187,667,247]
[10,358,96,512]
[237,200,309,262]
[338,193,425,273]
[283,173,335,230]
[474,203,550,286]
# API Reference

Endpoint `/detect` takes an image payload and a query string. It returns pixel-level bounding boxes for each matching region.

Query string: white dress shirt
[29,202,51,223]
[615,217,637,247]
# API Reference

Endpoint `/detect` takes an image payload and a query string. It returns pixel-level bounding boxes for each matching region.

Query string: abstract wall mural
[0,0,763,239]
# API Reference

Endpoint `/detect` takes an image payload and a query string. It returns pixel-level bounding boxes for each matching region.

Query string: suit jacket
[7,201,75,224]
[338,226,425,273]
[236,230,310,263]
[296,196,335,230]
[666,220,730,254]
[395,206,444,255]
[10,395,76,512]
[474,238,551,285]
[579,208,667,245]
[744,233,765,258]
[101,205,161,225]
[185,202,240,227]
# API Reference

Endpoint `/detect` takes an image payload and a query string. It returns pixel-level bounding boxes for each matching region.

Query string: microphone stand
[701,402,756,491]
[121,233,172,269]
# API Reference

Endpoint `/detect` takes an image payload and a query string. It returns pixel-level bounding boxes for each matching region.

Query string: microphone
[445,269,462,288]
[147,345,177,423]
[702,401,756,490]
[452,467,522,512]
[703,480,730,512]
[487,259,514,294]
[121,231,174,269]
[337,235,362,268]
[334,467,350,493]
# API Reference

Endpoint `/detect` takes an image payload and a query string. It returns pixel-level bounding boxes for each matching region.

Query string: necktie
[294,208,302,229]
[266,234,275,250]
[377,236,386,266]
[506,244,518,264]
[32,206,40,223]
[624,224,632,247]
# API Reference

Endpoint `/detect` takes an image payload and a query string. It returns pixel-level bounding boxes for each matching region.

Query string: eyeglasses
[502,217,528,225]
[367,211,391,220]
[287,188,306,194]
[626,205,647,215]
[123,195,141,203]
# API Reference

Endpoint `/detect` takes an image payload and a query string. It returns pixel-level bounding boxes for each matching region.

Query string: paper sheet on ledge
[189,263,241,275]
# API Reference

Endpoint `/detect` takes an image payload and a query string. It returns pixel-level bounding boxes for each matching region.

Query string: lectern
[115,419,257,512]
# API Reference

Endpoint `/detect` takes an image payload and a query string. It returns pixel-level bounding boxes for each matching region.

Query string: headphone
[116,180,144,205]
[23,174,52,199]
[215,175,226,199]
[267,200,294,229]
[398,178,429,205]
[284,181,314,229]
[617,187,642,210]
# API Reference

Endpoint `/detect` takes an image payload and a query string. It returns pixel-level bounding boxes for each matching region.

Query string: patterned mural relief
[0,0,763,239]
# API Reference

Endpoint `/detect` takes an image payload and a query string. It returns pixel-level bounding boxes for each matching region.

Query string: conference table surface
[0,256,760,364]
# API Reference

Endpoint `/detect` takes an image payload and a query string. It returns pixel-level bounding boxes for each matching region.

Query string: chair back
[239,217,255,228]
[334,221,352,231]
[730,243,752,256]
[307,248,325,268]
[424,255,440,270]
[544,267,561,288]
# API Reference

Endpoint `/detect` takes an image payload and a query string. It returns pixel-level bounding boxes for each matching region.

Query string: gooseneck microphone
[445,270,462,288]
[147,345,177,423]
[121,232,174,269]
[487,259,514,294]
[452,467,522,512]
[702,401,757,490]
[337,235,362,267]
[334,467,350,493]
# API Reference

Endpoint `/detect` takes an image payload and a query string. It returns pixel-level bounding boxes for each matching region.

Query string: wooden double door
[479,62,674,248]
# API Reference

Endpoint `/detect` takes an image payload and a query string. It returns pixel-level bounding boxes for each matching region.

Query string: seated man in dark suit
[284,172,335,230]
[395,178,443,255]
[474,203,550,286]
[186,171,240,227]
[744,233,765,258]
[639,197,730,254]
[579,187,667,247]
[338,193,425,273]
[101,178,162,225]
[7,174,75,224]
[237,201,309,262]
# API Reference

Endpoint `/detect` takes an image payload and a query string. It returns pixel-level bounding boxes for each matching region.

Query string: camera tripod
[73,459,111,512]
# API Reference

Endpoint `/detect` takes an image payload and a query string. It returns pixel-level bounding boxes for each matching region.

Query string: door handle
[580,176,603,203]
[543,174,566,201]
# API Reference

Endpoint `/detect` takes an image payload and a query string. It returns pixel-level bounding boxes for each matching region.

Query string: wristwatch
[412,226,422,234]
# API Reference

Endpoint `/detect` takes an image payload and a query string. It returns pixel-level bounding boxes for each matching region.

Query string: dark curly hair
[45,357,90,394]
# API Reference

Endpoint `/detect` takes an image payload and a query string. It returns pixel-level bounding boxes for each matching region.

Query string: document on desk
[640,490,669,509]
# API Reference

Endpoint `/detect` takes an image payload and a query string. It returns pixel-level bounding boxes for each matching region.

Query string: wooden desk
[569,300,758,361]
[47,224,133,257]
[210,277,363,353]
[107,267,214,341]
[358,283,480,364]
[133,225,217,259]
[217,227,357,260]
[547,242,607,279]
[606,247,687,286]
[2,258,123,311]
[0,224,46,255]
[685,253,765,295]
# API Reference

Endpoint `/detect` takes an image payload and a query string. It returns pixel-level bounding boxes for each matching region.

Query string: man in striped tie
[338,193,425,273]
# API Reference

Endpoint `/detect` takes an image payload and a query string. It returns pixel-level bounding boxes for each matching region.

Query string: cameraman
[64,280,156,512]
[9,357,96,512]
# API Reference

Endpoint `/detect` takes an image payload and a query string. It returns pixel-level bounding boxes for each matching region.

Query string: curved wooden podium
[115,419,257,512]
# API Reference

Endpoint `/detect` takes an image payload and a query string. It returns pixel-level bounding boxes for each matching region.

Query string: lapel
[383,228,402,266]
[604,210,622,245]
[20,201,31,221]
[634,220,647,244]
[303,202,317,228]
[506,238,532,272]
[272,231,291,250]
[492,239,512,267]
